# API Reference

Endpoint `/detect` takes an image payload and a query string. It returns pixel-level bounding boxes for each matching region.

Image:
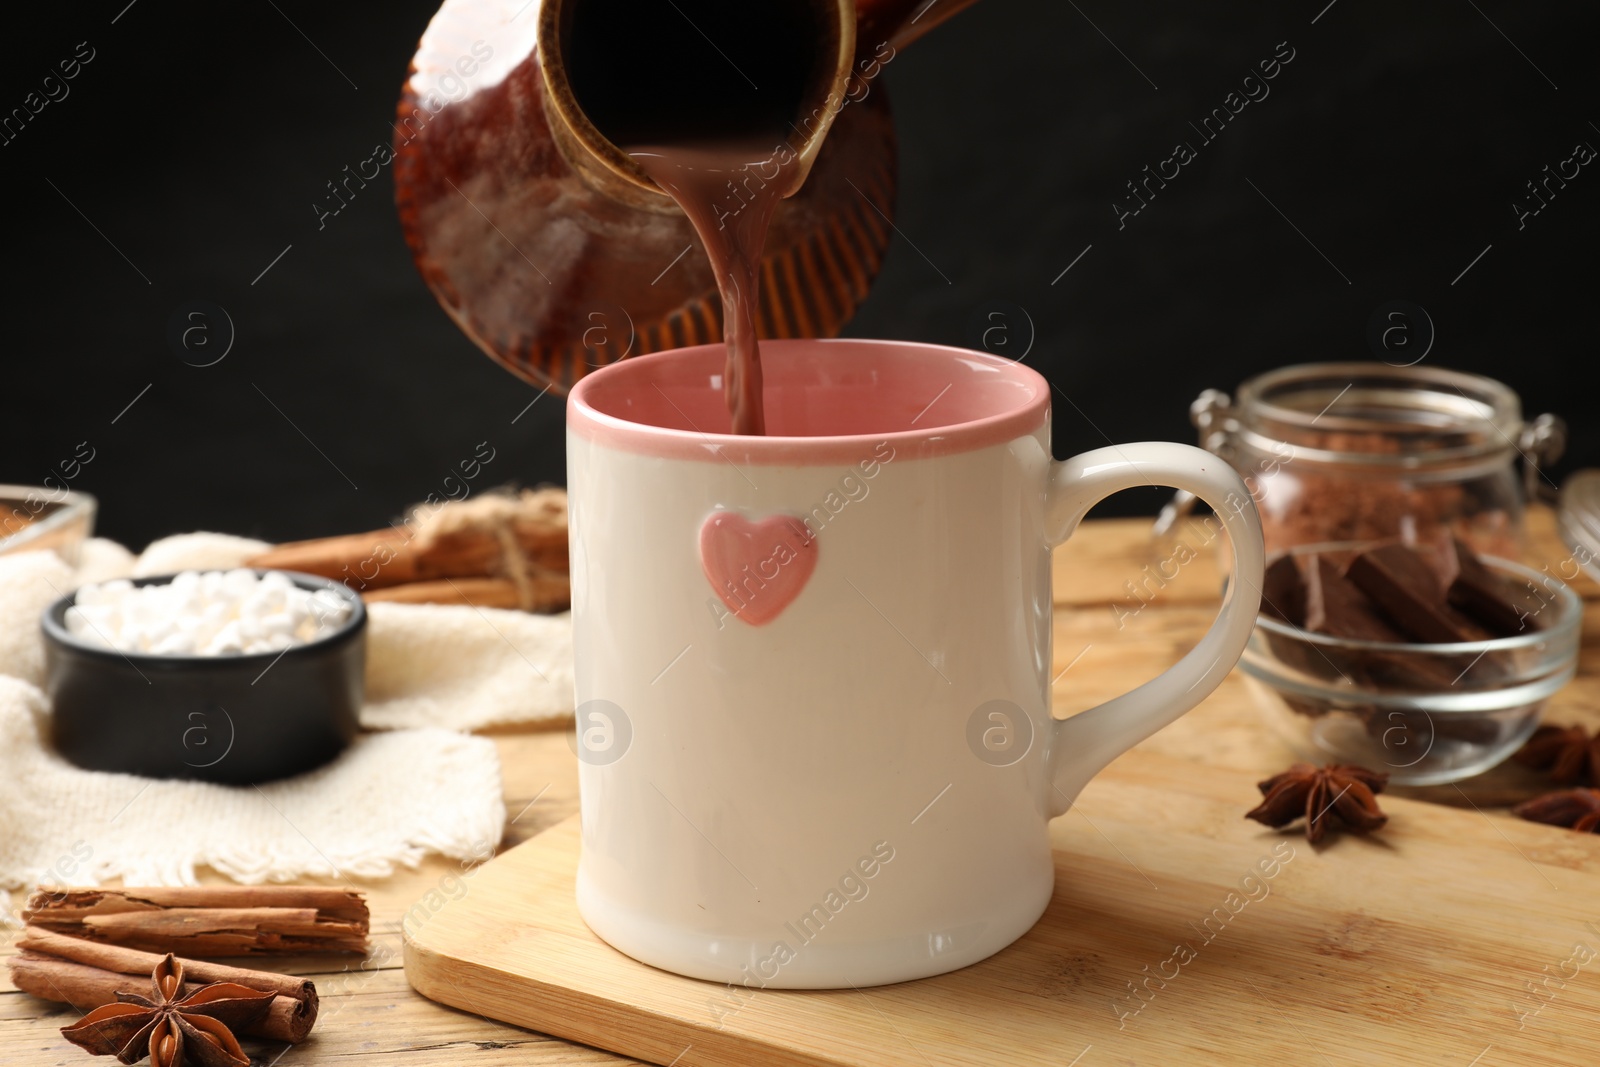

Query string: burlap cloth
[0,534,574,913]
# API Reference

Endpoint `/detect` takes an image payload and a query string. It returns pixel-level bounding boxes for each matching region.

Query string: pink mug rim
[566,338,1051,465]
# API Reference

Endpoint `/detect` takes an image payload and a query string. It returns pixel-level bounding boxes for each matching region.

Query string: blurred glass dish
[1237,542,1580,786]
[1557,469,1600,584]
[0,485,96,567]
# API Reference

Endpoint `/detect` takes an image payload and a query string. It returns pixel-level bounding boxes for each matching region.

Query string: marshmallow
[62,570,354,656]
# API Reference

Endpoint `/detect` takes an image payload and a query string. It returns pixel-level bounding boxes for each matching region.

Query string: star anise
[1246,762,1390,844]
[1514,724,1600,786]
[1513,788,1600,833]
[61,954,273,1067]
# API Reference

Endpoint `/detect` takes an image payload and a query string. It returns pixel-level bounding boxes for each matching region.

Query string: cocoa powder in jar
[1205,365,1545,562]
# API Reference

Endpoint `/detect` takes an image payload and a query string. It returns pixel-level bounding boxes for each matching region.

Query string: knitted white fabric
[0,675,505,893]
[364,602,575,731]
[1,535,576,732]
[132,532,273,576]
[75,538,137,585]
[0,532,576,907]
[0,549,76,687]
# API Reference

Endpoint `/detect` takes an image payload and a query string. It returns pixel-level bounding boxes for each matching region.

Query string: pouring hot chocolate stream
[556,0,851,435]
[629,144,792,436]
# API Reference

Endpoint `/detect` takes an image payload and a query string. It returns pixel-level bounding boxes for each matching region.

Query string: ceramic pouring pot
[393,0,979,392]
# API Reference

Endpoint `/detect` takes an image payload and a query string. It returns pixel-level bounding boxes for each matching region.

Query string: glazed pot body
[395,0,986,392]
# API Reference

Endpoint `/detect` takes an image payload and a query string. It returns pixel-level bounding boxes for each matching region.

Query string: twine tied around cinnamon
[408,490,565,611]
[246,486,570,612]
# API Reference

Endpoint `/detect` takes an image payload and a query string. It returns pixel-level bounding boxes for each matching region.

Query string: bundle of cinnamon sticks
[11,928,319,1044]
[248,487,570,612]
[9,885,370,1048]
[21,885,369,955]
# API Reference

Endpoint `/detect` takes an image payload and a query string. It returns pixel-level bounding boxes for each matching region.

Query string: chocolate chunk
[1262,545,1518,694]
[1304,555,1405,643]
[1360,646,1491,692]
[1345,544,1490,643]
[1423,527,1463,589]
[1442,537,1539,635]
[1261,554,1306,626]
[1282,694,1338,719]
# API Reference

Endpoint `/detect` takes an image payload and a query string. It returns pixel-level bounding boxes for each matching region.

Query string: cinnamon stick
[248,488,568,592]
[363,574,570,611]
[24,885,368,955]
[9,930,319,1044]
[9,955,313,1043]
[18,927,316,1003]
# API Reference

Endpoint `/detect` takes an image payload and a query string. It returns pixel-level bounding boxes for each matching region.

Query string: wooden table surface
[5,507,1595,1066]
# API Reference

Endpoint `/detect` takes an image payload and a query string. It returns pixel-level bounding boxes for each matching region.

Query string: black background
[3,0,1596,549]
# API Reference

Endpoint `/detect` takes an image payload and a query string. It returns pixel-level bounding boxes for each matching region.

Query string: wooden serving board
[404,750,1600,1067]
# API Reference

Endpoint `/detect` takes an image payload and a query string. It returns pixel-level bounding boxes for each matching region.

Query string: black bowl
[41,571,366,784]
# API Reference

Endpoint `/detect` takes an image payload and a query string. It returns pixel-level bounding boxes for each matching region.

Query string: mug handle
[1044,443,1264,815]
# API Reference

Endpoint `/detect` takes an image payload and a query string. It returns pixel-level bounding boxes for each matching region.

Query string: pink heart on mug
[700,512,819,626]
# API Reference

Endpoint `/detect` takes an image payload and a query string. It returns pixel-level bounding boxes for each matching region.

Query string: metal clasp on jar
[1518,412,1567,505]
[1152,389,1238,537]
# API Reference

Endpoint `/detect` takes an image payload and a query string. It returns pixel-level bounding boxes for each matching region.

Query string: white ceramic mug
[566,339,1263,990]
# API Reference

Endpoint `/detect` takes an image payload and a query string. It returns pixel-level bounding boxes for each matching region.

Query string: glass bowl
[1237,544,1580,785]
[0,485,96,566]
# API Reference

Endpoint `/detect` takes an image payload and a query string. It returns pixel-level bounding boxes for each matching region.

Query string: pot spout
[855,0,983,53]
